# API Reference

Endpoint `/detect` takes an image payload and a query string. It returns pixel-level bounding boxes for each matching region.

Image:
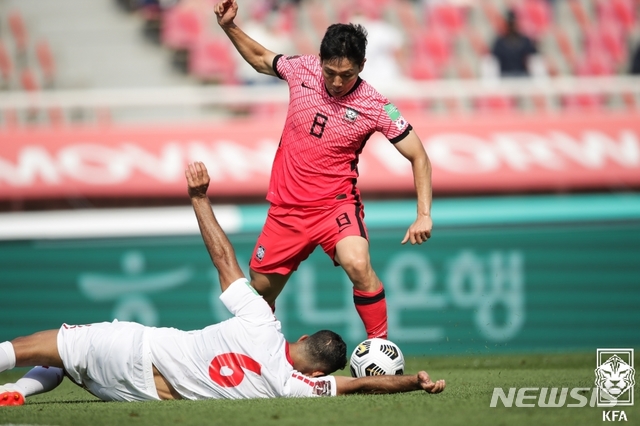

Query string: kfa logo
[595,348,635,407]
[343,107,358,123]
[255,245,265,262]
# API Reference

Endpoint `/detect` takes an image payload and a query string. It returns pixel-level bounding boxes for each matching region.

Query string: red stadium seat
[574,46,616,76]
[412,28,452,72]
[306,1,331,39]
[568,0,591,34]
[596,0,636,34]
[562,92,606,112]
[465,27,489,57]
[408,55,438,80]
[20,69,38,92]
[8,10,28,52]
[426,4,465,36]
[188,36,239,84]
[584,24,626,66]
[0,41,12,84]
[394,0,421,36]
[553,26,577,68]
[36,39,56,89]
[479,0,505,35]
[475,95,517,114]
[161,6,204,50]
[515,0,552,40]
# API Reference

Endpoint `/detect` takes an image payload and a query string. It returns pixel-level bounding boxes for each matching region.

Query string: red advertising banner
[0,112,639,199]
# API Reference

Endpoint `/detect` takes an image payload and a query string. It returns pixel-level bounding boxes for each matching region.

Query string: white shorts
[57,320,160,402]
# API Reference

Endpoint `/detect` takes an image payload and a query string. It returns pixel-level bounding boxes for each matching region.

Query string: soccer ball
[349,338,405,377]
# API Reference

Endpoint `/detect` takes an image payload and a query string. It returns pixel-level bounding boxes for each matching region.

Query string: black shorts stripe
[354,201,367,239]
[353,289,386,305]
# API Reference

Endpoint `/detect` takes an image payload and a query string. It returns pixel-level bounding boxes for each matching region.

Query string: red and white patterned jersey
[268,54,412,207]
[148,278,336,399]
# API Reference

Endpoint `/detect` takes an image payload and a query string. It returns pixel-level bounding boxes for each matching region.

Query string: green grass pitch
[1,353,638,426]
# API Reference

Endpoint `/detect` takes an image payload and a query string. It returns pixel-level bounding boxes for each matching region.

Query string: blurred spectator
[350,9,406,91]
[489,9,540,77]
[630,43,640,75]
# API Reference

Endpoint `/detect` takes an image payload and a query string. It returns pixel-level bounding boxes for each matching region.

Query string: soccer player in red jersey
[215,0,433,339]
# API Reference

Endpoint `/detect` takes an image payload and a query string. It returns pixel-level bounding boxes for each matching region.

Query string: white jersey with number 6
[148,278,337,399]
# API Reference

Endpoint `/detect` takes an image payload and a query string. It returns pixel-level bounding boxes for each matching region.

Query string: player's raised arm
[333,371,445,396]
[394,130,433,245]
[186,162,244,292]
[214,0,278,76]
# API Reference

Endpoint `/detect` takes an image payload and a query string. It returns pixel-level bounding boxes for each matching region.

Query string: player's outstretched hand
[418,371,445,394]
[401,215,432,245]
[186,162,210,199]
[214,0,238,27]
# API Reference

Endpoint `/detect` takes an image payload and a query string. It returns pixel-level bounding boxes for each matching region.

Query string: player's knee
[341,256,372,280]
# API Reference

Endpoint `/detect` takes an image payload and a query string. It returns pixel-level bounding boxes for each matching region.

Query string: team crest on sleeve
[383,103,408,131]
[344,107,359,123]
[255,245,265,262]
[312,379,332,396]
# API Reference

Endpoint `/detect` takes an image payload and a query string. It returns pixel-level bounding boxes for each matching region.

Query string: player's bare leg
[335,236,388,339]
[249,269,292,307]
[10,330,63,368]
[0,330,64,405]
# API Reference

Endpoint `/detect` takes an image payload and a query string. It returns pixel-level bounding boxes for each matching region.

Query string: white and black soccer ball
[349,338,405,377]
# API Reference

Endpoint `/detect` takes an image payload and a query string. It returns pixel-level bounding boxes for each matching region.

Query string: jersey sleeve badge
[383,103,408,131]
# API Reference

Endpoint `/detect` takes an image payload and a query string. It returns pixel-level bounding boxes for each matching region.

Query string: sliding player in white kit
[0,162,445,405]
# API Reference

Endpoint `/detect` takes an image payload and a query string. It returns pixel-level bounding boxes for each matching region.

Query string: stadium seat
[574,44,617,76]
[188,36,239,84]
[161,5,204,50]
[515,0,552,40]
[596,0,636,34]
[36,39,56,89]
[19,69,38,92]
[274,4,297,35]
[425,4,466,36]
[474,95,517,114]
[8,10,29,69]
[553,26,577,69]
[8,10,28,52]
[306,1,331,39]
[393,0,421,36]
[465,27,489,57]
[584,24,626,66]
[0,41,12,88]
[407,55,438,81]
[568,0,591,34]
[411,28,452,73]
[479,0,506,35]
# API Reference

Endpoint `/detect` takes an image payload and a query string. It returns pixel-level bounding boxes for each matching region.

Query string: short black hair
[320,23,367,66]
[304,330,347,374]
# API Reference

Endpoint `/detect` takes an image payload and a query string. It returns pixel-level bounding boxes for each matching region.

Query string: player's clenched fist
[214,0,238,27]
[186,162,210,199]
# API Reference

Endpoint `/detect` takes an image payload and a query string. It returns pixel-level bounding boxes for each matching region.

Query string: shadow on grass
[28,399,104,405]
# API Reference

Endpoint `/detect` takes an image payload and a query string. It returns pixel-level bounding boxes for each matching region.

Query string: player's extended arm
[393,130,433,245]
[333,371,445,396]
[186,162,244,292]
[214,0,277,76]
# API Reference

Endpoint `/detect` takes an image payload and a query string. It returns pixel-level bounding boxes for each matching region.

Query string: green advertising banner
[1,194,639,356]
